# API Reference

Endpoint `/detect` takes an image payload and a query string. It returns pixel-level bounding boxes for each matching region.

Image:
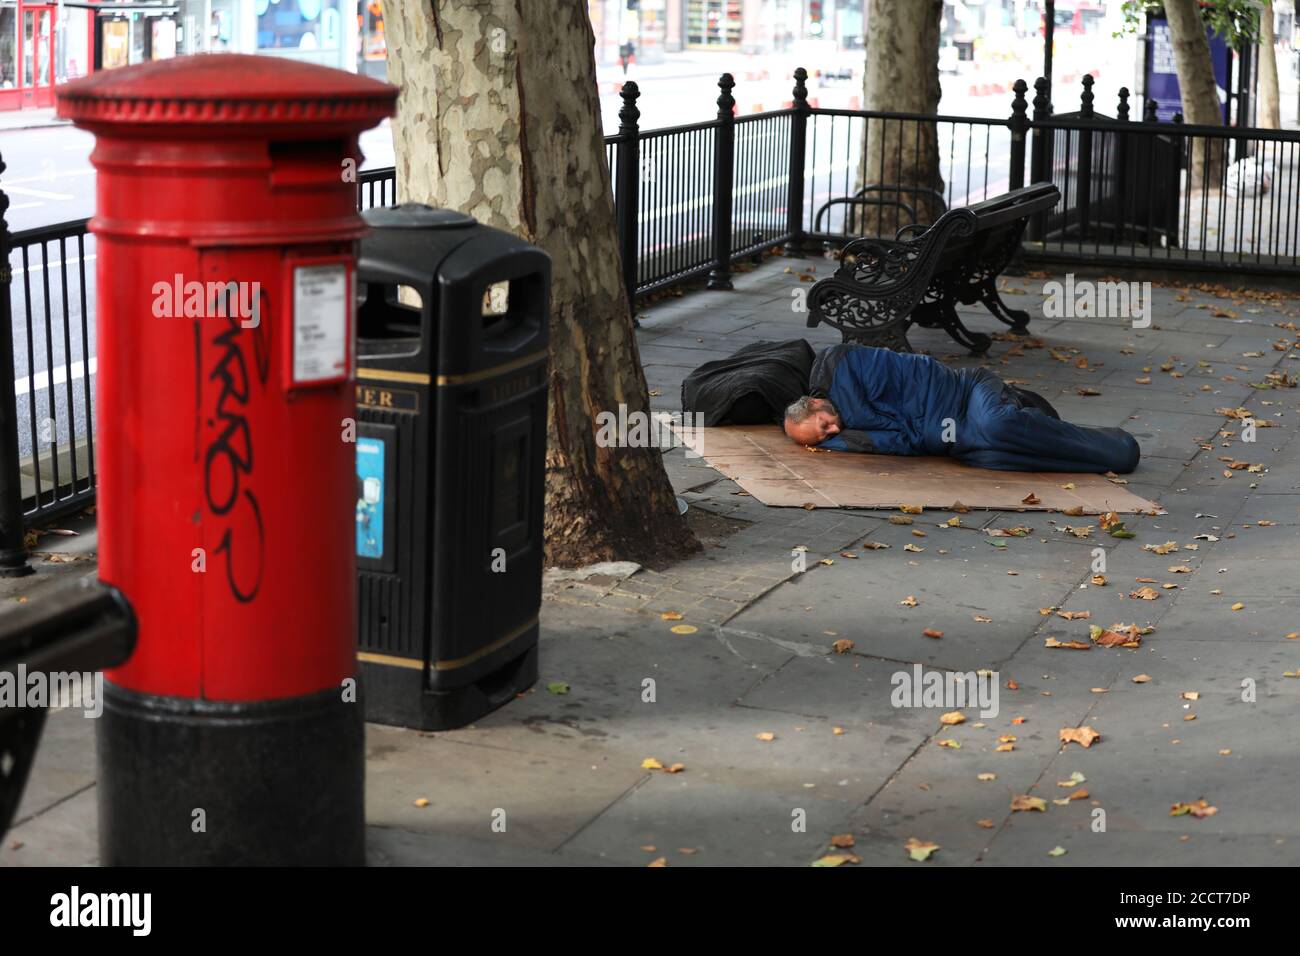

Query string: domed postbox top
[57,54,397,134]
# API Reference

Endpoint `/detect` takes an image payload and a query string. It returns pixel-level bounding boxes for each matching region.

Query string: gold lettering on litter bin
[355,384,419,413]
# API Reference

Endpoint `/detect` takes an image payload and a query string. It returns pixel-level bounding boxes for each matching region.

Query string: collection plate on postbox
[285,256,353,389]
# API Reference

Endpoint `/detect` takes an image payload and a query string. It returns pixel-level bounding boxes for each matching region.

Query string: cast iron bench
[0,578,136,839]
[807,182,1061,354]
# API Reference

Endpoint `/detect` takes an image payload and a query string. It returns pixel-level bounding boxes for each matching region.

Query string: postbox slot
[357,281,423,358]
[269,139,352,186]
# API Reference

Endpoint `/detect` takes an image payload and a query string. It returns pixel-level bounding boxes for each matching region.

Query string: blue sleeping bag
[811,344,1140,474]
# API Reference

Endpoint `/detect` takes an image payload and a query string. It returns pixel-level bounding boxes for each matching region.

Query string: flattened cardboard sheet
[676,425,1161,514]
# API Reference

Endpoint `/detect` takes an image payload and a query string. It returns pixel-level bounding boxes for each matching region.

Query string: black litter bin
[353,203,550,730]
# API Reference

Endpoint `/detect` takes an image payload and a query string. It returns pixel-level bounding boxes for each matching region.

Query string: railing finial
[1032,76,1051,121]
[792,67,808,109]
[618,81,640,136]
[1079,74,1094,118]
[1117,87,1130,122]
[716,73,736,119]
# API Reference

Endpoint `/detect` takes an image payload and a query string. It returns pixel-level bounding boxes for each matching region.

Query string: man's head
[784,396,842,446]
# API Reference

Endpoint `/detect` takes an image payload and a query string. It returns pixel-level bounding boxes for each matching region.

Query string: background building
[1,0,358,111]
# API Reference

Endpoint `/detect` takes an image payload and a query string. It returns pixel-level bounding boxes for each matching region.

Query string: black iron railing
[3,68,1299,554]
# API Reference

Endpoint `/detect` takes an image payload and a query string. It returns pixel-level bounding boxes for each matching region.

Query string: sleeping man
[783,344,1140,473]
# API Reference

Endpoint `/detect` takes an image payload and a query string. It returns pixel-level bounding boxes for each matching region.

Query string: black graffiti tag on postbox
[200,282,270,603]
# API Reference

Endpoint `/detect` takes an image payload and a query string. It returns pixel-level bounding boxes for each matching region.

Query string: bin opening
[479,272,544,353]
[357,281,422,357]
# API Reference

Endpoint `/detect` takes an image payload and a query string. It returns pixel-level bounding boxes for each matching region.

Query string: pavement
[4,257,1300,867]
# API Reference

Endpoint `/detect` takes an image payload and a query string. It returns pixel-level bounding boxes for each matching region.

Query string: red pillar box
[57,55,396,866]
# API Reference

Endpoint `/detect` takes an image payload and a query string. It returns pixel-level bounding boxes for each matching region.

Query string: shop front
[0,0,57,109]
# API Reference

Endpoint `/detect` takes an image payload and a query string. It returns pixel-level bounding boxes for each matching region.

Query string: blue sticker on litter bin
[356,437,385,559]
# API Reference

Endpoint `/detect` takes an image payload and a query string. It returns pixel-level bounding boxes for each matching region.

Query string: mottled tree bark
[1164,0,1226,190]
[381,0,698,569]
[857,0,944,236]
[1258,1,1280,130]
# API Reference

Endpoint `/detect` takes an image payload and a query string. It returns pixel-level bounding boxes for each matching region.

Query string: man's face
[785,399,842,446]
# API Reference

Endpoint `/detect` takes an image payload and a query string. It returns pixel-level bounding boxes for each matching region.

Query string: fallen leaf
[1045,637,1091,650]
[1132,674,1152,683]
[1057,610,1091,621]
[1143,541,1180,555]
[660,611,684,621]
[973,614,992,623]
[900,595,919,607]
[923,628,944,639]
[1059,726,1101,748]
[904,837,939,862]
[670,624,698,635]
[1130,587,1161,601]
[647,857,668,867]
[1022,493,1041,505]
[755,732,775,742]
[1057,771,1087,788]
[1011,794,1047,812]
[830,834,856,848]
[414,798,430,808]
[1169,799,1218,818]
[641,757,664,770]
[832,639,854,654]
[889,515,914,526]
[1231,602,1245,611]
[862,540,891,550]
[939,711,966,725]
[1048,846,1068,857]
[1090,574,1107,586]
[977,819,996,829]
[546,681,570,695]
[937,739,962,749]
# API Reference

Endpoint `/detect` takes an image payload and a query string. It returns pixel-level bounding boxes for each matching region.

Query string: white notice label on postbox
[292,263,348,384]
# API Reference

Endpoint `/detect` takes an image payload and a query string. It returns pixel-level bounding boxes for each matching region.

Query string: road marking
[3,184,74,201]
[15,357,96,398]
[9,253,96,277]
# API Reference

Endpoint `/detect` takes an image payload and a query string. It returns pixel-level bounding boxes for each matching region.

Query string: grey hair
[784,396,831,424]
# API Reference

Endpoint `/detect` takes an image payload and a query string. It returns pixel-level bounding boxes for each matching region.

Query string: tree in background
[380,0,698,569]
[1120,1,1270,188]
[1257,1,1280,130]
[857,0,945,235]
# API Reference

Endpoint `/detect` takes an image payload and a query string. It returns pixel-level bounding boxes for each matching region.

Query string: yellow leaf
[813,853,860,867]
[670,624,698,634]
[413,798,430,808]
[904,837,939,862]
[755,732,776,742]
[1011,794,1048,812]
[660,611,684,621]
[939,711,966,725]
[641,757,664,770]
[900,595,919,607]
